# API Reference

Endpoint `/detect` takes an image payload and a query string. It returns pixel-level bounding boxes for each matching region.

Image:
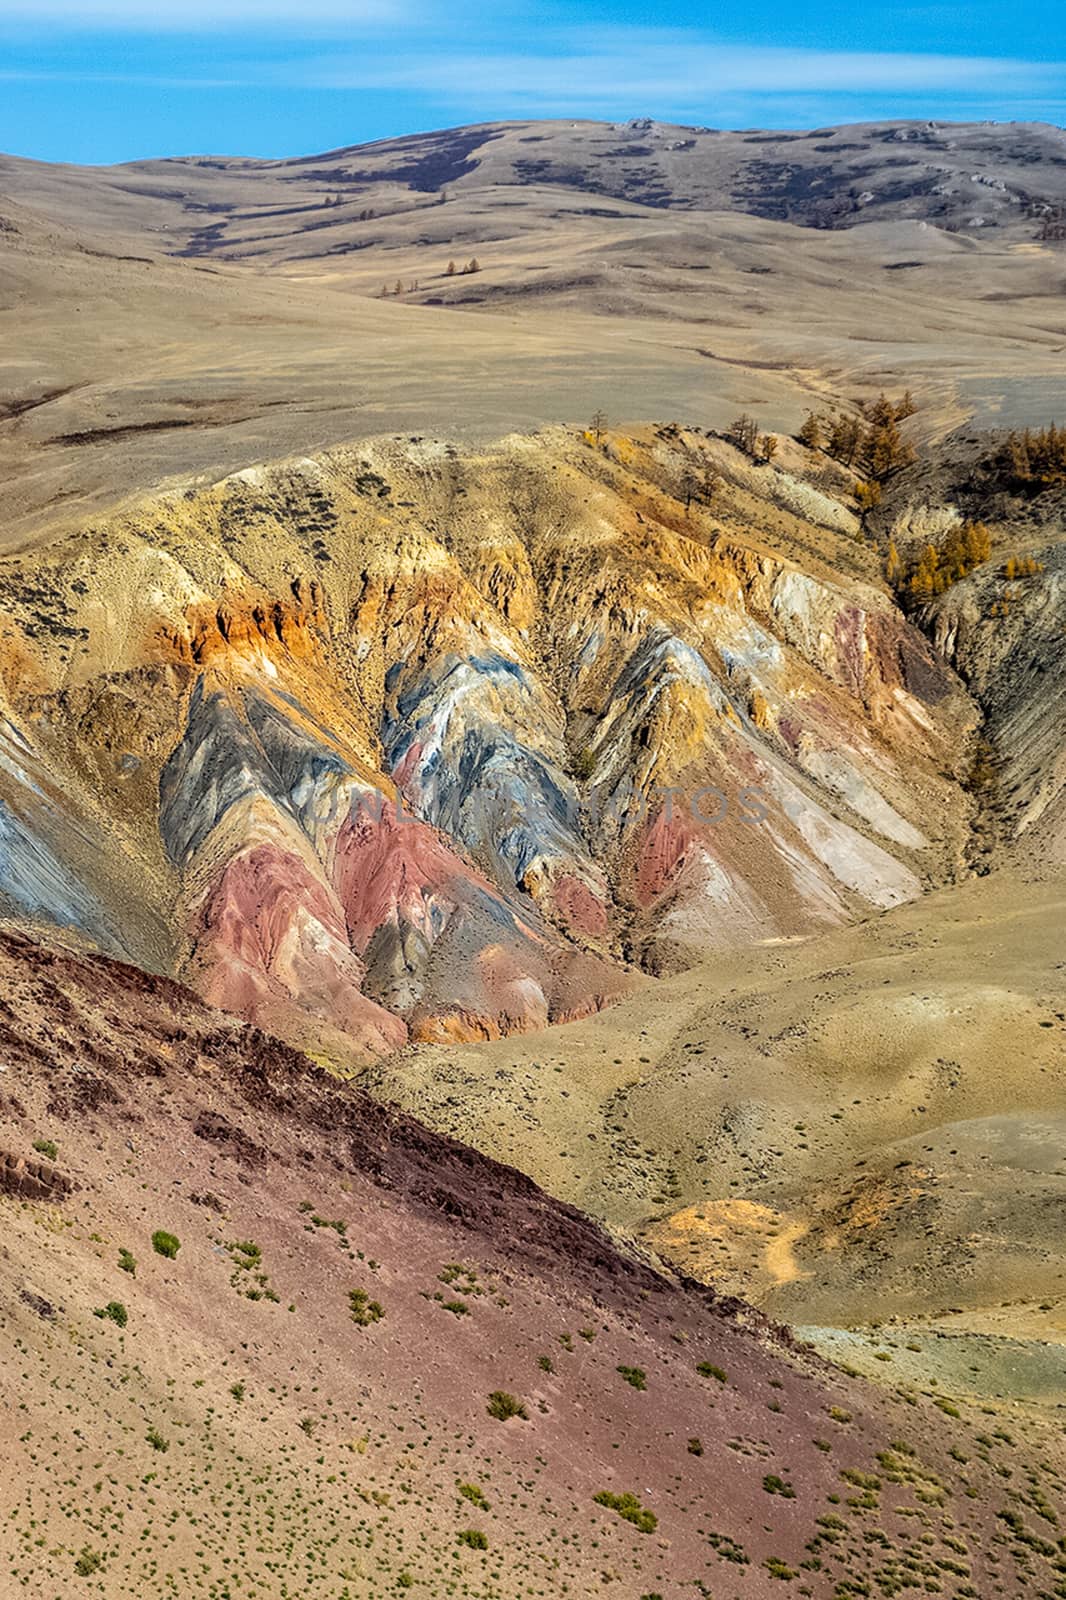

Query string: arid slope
[367,870,1066,1368]
[2,925,1064,1599]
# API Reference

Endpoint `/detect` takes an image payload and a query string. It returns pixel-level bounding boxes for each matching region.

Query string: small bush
[93,1301,128,1329]
[697,1361,727,1383]
[151,1230,180,1260]
[708,1531,749,1564]
[593,1490,657,1534]
[763,1473,795,1499]
[33,1138,58,1161]
[457,1529,488,1549]
[349,1287,385,1326]
[687,1437,703,1456]
[617,1364,647,1390]
[146,1426,169,1453]
[74,1547,103,1576]
[458,1482,489,1510]
[487,1390,527,1422]
[118,1248,137,1277]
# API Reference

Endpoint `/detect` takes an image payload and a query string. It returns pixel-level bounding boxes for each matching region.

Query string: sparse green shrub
[33,1138,58,1161]
[840,1467,881,1509]
[697,1361,727,1383]
[118,1248,137,1277]
[349,1287,385,1326]
[457,1529,488,1550]
[487,1390,527,1422]
[687,1437,703,1455]
[458,1482,489,1510]
[151,1230,180,1260]
[74,1547,103,1576]
[146,1426,169,1453]
[763,1473,795,1499]
[93,1301,128,1329]
[593,1490,657,1534]
[708,1530,749,1564]
[617,1364,647,1390]
[225,1238,279,1302]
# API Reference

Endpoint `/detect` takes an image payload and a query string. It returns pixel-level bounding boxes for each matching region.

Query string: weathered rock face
[925,540,1066,865]
[0,427,976,1059]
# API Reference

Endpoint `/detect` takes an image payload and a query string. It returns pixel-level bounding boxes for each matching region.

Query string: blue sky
[1,0,1063,165]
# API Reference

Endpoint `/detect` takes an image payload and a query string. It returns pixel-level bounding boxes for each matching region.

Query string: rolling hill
[3,119,1066,547]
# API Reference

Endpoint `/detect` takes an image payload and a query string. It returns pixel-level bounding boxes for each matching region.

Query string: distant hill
[4,118,1066,260]
[2,119,1066,546]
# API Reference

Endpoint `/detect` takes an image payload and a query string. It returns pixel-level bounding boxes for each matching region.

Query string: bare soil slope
[5,927,1063,1597]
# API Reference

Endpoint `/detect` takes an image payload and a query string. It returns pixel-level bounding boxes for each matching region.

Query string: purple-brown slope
[0,926,1063,1599]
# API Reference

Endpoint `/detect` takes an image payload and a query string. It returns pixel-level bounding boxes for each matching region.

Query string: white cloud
[306,36,1063,105]
[2,9,1060,127]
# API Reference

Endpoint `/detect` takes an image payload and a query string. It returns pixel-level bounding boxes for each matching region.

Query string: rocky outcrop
[0,1148,71,1201]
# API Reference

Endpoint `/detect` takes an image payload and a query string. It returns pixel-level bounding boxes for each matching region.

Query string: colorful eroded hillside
[0,426,977,1061]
